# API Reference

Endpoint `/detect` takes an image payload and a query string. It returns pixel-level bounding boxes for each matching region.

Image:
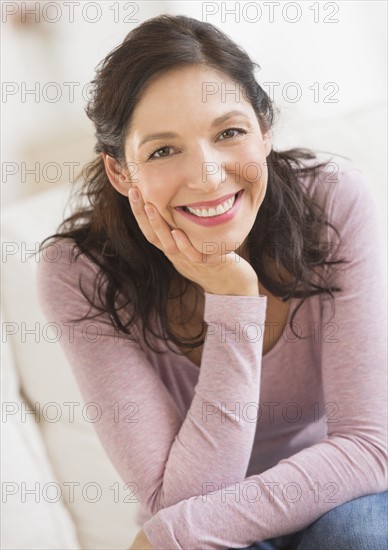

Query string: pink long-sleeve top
[36,160,387,550]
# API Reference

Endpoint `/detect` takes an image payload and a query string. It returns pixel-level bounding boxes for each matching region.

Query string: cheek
[235,146,268,185]
[137,176,177,208]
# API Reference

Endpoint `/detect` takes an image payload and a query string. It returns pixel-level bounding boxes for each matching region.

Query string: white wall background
[2,0,387,237]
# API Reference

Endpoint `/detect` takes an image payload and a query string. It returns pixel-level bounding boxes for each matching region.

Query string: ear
[101,153,131,196]
[263,130,272,157]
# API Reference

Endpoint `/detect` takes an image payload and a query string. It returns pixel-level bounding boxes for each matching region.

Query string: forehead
[129,64,253,128]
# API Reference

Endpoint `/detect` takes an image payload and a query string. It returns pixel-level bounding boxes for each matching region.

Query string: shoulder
[297,155,369,197]
[37,237,99,285]
[36,236,101,317]
[297,155,378,233]
[297,156,386,289]
[36,236,143,344]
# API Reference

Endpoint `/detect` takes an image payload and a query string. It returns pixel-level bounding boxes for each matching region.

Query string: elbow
[145,481,198,517]
[144,482,174,516]
[144,484,164,517]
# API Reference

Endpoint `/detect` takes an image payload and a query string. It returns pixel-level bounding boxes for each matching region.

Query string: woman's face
[123,64,271,258]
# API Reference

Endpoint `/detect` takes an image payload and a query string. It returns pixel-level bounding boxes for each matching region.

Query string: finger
[144,205,205,264]
[170,229,206,263]
[143,203,182,256]
[128,188,163,249]
[172,230,231,265]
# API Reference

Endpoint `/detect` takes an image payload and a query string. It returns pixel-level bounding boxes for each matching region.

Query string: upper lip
[175,190,241,209]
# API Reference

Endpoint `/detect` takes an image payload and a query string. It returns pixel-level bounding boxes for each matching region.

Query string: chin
[192,236,244,258]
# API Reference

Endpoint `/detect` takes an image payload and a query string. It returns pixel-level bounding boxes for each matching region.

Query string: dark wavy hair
[37,14,348,355]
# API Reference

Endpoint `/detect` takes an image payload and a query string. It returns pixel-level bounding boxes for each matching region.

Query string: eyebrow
[138,110,250,148]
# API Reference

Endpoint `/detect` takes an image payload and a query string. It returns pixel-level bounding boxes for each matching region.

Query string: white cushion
[1,308,81,550]
[1,184,141,549]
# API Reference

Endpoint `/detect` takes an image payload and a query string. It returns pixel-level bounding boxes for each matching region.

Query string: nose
[183,143,227,193]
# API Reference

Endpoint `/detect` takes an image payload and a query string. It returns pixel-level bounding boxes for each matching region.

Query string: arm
[36,238,267,518]
[141,168,388,549]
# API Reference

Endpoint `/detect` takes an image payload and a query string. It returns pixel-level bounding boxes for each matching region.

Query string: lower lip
[176,190,244,227]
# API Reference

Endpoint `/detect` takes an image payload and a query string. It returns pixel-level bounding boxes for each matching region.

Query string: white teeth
[186,194,236,217]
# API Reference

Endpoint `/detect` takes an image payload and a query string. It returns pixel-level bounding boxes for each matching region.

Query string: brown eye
[219,127,246,140]
[148,145,174,161]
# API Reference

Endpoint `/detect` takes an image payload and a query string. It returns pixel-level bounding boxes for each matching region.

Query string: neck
[235,239,250,263]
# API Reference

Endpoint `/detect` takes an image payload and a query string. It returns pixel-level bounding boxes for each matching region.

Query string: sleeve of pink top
[36,237,268,524]
[141,168,388,549]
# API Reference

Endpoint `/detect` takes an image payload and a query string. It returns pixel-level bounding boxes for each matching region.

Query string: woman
[36,14,387,550]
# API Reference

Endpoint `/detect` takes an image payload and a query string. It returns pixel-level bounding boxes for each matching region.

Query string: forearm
[157,292,268,509]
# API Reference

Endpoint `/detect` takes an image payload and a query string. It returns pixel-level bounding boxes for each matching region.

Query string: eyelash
[146,127,247,161]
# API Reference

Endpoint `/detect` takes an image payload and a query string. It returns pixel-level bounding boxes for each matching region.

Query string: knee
[297,491,388,550]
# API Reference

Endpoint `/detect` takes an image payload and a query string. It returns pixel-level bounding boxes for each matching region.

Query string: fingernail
[144,205,155,219]
[129,188,139,202]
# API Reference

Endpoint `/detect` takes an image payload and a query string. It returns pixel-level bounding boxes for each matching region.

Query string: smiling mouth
[176,190,242,218]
